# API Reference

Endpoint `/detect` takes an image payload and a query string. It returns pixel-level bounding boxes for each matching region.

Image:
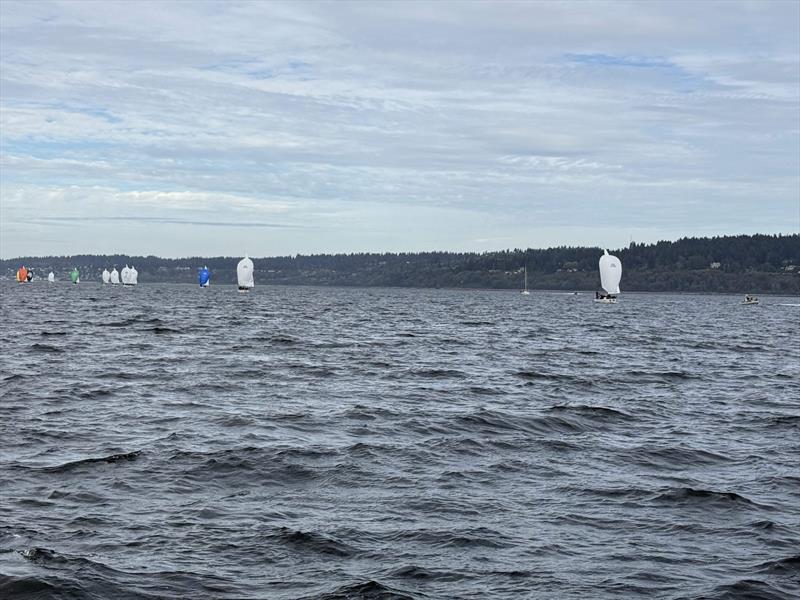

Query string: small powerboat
[742,295,759,305]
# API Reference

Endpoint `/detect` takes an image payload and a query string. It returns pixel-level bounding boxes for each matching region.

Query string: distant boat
[521,266,530,295]
[743,295,759,306]
[121,265,131,286]
[102,269,110,284]
[16,266,28,283]
[237,255,254,291]
[595,250,621,303]
[110,268,120,285]
[48,271,55,283]
[199,266,210,287]
[129,266,138,286]
[26,269,32,282]
[70,268,80,284]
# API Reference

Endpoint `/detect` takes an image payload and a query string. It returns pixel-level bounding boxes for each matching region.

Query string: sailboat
[110,268,120,285]
[521,266,530,295]
[237,255,254,291]
[102,269,110,284]
[743,295,759,306]
[199,266,210,287]
[129,266,138,286]
[121,265,131,286]
[48,271,55,283]
[16,266,28,283]
[594,250,621,303]
[70,268,80,284]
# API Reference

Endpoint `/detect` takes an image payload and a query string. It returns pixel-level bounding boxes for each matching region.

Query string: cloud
[1,0,798,257]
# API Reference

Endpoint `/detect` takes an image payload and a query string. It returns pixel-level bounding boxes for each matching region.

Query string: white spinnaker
[121,265,131,285]
[237,256,254,288]
[110,268,120,284]
[130,266,138,285]
[48,272,55,283]
[599,250,622,295]
[102,269,110,284]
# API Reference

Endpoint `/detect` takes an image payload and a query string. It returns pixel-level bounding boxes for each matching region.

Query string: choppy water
[1,283,799,600]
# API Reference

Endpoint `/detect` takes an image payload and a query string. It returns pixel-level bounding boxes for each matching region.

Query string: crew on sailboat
[237,255,254,291]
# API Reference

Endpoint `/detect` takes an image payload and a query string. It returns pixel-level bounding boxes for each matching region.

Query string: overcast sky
[1,0,798,258]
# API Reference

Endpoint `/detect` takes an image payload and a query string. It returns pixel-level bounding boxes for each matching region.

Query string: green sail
[70,268,79,284]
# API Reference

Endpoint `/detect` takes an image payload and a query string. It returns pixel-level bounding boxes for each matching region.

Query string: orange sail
[16,267,28,283]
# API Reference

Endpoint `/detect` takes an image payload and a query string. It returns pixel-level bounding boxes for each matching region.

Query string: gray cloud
[1,0,798,257]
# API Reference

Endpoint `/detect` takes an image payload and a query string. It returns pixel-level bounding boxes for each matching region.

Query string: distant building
[710,262,721,269]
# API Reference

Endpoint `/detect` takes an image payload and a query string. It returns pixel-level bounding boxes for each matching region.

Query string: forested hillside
[3,234,798,294]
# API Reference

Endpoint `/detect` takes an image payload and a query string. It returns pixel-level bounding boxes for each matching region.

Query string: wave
[30,343,63,353]
[312,580,417,600]
[263,527,360,558]
[652,487,761,508]
[40,450,142,473]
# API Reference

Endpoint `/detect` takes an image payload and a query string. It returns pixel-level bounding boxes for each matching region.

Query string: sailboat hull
[594,297,617,304]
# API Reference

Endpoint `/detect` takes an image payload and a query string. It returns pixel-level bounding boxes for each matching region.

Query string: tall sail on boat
[48,271,55,283]
[129,266,138,285]
[521,266,530,295]
[102,269,110,284]
[121,265,131,285]
[199,266,210,287]
[110,268,120,285]
[595,250,621,303]
[16,266,28,283]
[237,255,254,291]
[70,268,80,284]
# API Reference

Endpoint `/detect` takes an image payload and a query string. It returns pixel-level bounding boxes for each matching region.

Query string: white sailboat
[102,269,110,284]
[595,250,621,303]
[48,271,55,283]
[743,295,759,305]
[110,268,120,285]
[521,266,530,295]
[129,266,138,285]
[121,265,131,286]
[237,255,254,291]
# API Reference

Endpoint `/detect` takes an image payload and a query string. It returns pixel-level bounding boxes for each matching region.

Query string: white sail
[237,255,254,289]
[599,250,622,295]
[102,269,110,284]
[121,265,131,285]
[129,266,138,285]
[110,268,120,284]
[48,272,55,283]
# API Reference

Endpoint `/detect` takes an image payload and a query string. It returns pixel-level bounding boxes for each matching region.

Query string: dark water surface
[1,283,799,599]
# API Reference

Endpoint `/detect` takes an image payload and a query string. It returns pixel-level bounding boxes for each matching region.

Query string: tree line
[3,234,798,294]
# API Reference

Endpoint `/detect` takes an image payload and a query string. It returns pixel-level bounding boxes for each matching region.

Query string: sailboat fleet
[7,251,761,305]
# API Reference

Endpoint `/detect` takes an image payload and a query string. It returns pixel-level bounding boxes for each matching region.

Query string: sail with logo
[199,266,210,287]
[595,250,621,303]
[237,255,254,291]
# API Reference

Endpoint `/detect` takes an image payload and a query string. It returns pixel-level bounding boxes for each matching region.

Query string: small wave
[147,326,182,334]
[753,555,800,574]
[313,580,416,600]
[690,579,791,600]
[411,368,466,379]
[548,404,635,421]
[42,450,141,473]
[30,343,63,353]
[40,331,68,336]
[266,527,359,557]
[652,487,760,507]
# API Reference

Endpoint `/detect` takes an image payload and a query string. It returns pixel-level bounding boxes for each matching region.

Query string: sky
[1,0,798,258]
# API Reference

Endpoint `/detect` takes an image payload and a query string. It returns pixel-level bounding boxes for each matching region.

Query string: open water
[1,283,799,600]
